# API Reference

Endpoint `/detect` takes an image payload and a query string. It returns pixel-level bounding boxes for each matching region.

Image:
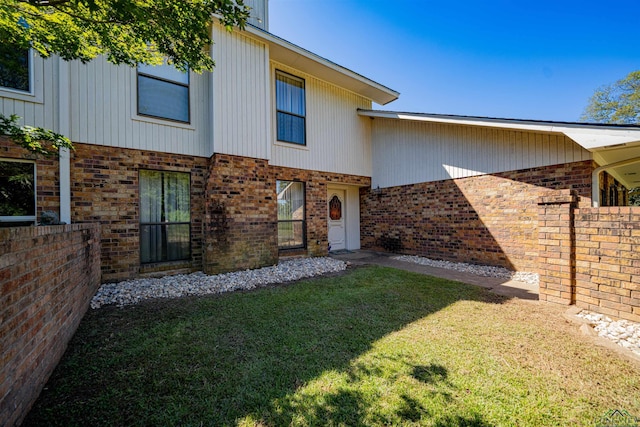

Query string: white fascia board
[358,110,640,151]
[242,26,399,105]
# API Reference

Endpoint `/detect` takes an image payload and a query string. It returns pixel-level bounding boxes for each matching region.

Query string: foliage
[0,114,73,156]
[629,187,640,206]
[0,159,35,216]
[0,0,250,73]
[581,70,640,124]
[24,267,640,426]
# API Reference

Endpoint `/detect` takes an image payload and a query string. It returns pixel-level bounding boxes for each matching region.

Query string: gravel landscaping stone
[577,310,640,357]
[91,257,347,309]
[392,254,540,285]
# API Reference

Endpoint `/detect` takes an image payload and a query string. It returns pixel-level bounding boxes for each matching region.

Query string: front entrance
[328,189,346,251]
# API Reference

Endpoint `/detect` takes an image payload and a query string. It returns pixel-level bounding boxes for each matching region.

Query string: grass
[24,266,640,426]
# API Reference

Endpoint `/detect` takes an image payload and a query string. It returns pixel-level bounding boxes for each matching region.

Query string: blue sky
[268,0,640,122]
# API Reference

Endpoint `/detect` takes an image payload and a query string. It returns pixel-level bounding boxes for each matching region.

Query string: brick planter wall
[203,153,370,274]
[361,161,593,271]
[0,224,101,427]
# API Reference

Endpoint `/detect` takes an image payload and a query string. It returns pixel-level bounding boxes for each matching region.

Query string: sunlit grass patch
[24,266,640,426]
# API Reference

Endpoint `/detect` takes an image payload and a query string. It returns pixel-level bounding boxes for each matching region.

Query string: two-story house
[2,0,640,283]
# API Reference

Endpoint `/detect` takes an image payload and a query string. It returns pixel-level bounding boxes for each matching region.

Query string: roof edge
[243,26,400,105]
[358,109,640,151]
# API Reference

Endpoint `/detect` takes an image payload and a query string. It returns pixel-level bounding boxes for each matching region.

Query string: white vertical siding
[66,56,211,157]
[270,63,373,177]
[244,0,268,30]
[371,118,593,188]
[211,26,270,159]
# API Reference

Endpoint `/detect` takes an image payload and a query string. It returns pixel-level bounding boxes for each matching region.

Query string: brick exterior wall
[361,161,594,271]
[537,190,578,305]
[70,143,208,282]
[203,153,370,274]
[0,137,60,219]
[574,207,640,322]
[0,224,101,427]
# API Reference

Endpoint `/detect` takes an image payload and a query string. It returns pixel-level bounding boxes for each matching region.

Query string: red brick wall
[203,153,370,274]
[0,224,101,427]
[70,143,208,282]
[574,207,640,322]
[537,190,578,305]
[361,161,594,271]
[0,137,60,219]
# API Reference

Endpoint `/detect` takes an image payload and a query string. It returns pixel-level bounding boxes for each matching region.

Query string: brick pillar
[537,189,578,305]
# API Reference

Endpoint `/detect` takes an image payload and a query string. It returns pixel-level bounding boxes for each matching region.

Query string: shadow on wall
[361,161,594,272]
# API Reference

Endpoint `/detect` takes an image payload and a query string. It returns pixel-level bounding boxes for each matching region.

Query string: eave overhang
[243,26,399,105]
[359,109,640,189]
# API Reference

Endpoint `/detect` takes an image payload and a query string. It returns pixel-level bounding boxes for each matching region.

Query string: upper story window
[276,70,306,145]
[0,46,30,93]
[137,62,190,123]
[0,159,36,226]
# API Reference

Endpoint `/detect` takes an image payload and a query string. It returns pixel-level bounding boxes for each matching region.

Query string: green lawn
[24,266,640,426]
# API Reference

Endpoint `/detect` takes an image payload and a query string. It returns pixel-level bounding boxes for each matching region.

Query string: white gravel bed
[392,255,539,285]
[577,311,640,357]
[91,257,347,309]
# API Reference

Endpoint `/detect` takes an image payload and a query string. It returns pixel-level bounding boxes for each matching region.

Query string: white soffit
[358,110,640,151]
[243,26,400,105]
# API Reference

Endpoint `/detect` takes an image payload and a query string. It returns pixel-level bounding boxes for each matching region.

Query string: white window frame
[275,70,307,146]
[135,62,191,125]
[0,158,37,225]
[0,48,43,104]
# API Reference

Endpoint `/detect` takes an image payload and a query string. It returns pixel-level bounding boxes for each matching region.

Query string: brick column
[537,189,578,305]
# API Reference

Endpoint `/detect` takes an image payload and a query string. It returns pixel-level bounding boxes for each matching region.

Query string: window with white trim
[137,62,190,123]
[0,159,36,226]
[276,70,306,145]
[277,180,306,249]
[0,46,30,93]
[140,170,191,263]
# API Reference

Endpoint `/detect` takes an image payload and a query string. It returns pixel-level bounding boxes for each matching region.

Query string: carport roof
[358,109,640,189]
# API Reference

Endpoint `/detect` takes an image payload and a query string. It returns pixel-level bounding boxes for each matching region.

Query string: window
[0,159,36,225]
[137,62,189,123]
[277,180,305,249]
[0,45,30,92]
[276,71,306,145]
[140,170,191,263]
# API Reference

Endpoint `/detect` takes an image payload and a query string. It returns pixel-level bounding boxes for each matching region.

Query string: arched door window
[329,195,342,220]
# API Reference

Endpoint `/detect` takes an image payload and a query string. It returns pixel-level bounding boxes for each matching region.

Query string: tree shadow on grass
[24,266,505,426]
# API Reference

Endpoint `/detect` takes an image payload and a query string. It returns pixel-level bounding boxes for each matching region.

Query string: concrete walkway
[329,250,539,301]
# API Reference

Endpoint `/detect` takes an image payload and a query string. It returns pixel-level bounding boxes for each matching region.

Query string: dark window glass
[276,71,306,145]
[0,160,35,219]
[0,47,30,92]
[137,64,189,123]
[140,170,191,263]
[277,180,305,249]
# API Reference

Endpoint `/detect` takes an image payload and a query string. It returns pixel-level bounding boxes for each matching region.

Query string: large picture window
[137,62,190,123]
[276,71,306,145]
[277,180,306,249]
[0,159,36,225]
[140,170,191,263]
[0,46,30,92]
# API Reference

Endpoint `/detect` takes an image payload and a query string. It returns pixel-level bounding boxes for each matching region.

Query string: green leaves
[0,0,250,73]
[581,70,640,124]
[0,113,73,156]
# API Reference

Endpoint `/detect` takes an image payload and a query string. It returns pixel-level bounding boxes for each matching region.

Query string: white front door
[328,189,346,251]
